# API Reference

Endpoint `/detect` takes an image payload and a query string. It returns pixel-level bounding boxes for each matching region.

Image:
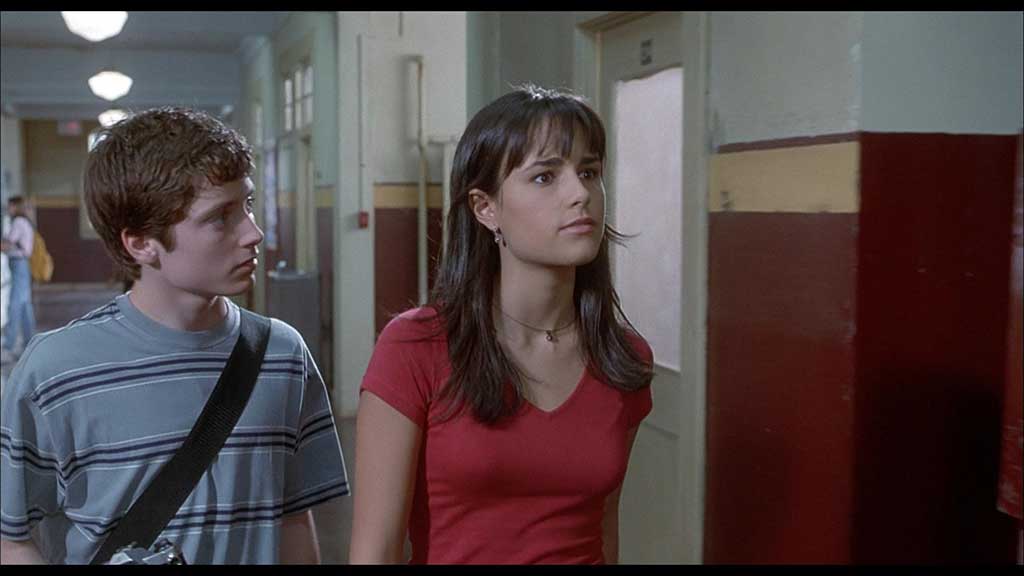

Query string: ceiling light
[61,11,128,43]
[88,70,133,101]
[98,109,128,128]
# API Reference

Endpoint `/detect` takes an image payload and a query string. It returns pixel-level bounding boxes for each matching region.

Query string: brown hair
[7,195,26,216]
[83,107,252,279]
[428,85,653,424]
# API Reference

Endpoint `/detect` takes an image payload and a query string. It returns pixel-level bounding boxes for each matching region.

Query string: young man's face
[152,177,263,298]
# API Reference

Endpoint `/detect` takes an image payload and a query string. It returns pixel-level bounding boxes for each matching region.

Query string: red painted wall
[854,132,1019,563]
[36,207,117,283]
[706,212,858,563]
[374,207,443,335]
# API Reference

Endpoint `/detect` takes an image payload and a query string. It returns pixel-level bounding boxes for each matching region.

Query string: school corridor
[1,10,1021,565]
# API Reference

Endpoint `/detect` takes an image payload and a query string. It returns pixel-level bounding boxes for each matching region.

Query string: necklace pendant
[545,331,554,342]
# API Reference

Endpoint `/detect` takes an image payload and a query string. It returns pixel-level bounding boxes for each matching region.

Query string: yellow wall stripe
[31,196,79,208]
[709,141,859,213]
[374,183,445,209]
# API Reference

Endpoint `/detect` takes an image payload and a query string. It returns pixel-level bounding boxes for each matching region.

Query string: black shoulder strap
[90,308,272,564]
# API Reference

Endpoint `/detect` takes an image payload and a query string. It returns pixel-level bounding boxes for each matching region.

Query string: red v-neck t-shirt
[360,307,653,564]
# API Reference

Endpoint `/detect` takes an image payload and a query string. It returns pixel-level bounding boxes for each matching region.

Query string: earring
[494,227,507,247]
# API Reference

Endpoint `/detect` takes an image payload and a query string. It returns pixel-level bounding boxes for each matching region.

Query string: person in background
[349,85,655,564]
[0,196,35,365]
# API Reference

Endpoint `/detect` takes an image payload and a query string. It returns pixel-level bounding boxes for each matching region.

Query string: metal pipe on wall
[413,55,428,305]
[429,136,459,256]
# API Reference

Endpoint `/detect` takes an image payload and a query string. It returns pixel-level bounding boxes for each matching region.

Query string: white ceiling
[0,11,292,120]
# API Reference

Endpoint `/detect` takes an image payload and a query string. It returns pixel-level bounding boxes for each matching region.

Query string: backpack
[29,228,54,283]
[13,215,53,283]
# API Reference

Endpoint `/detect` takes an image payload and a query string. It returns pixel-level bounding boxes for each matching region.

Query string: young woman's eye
[532,171,554,185]
[580,167,602,180]
[244,196,255,213]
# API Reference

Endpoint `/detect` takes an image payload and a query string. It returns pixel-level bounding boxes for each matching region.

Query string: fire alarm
[358,211,369,229]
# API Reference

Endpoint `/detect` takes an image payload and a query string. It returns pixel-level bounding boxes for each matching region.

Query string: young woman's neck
[494,259,576,338]
[129,273,227,332]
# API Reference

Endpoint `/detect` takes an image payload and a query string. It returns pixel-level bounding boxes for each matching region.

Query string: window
[301,63,313,127]
[283,77,294,133]
[283,62,313,134]
[612,67,683,370]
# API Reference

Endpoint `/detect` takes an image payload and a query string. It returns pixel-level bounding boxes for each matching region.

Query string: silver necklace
[495,306,576,342]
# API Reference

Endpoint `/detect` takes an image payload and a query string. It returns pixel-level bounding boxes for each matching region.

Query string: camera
[105,538,187,565]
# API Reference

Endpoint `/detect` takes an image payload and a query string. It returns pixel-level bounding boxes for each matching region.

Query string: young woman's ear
[468,188,499,233]
[120,229,160,268]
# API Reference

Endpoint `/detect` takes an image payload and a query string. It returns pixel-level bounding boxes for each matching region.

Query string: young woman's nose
[566,171,592,208]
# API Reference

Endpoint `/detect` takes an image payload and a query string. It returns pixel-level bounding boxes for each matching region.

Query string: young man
[0,108,348,564]
[0,196,36,364]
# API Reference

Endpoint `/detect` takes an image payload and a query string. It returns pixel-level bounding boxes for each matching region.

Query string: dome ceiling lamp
[60,11,128,43]
[98,109,128,128]
[88,70,133,102]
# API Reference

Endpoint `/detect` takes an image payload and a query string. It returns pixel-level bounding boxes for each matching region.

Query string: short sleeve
[625,332,654,430]
[1,362,62,541]
[282,341,350,516]
[359,312,439,429]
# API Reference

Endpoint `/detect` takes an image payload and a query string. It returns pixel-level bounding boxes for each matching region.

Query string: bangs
[499,96,606,182]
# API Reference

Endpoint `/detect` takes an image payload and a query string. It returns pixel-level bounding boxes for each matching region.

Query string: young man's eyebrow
[196,199,235,221]
[196,186,254,220]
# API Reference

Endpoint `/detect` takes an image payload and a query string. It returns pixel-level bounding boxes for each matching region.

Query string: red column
[997,133,1023,562]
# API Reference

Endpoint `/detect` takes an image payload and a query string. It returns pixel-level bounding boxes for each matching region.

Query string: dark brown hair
[83,107,252,280]
[428,85,653,424]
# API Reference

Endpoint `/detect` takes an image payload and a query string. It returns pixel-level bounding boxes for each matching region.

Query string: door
[596,11,694,563]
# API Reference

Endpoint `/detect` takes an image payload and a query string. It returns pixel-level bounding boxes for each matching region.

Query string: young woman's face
[152,177,264,298]
[490,127,606,269]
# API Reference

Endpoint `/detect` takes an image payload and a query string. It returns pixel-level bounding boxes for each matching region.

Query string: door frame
[573,11,710,563]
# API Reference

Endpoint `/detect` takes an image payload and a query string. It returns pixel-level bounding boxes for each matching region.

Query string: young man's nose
[240,216,265,247]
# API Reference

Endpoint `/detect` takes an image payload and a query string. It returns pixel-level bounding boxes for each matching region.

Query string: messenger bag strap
[90,308,272,564]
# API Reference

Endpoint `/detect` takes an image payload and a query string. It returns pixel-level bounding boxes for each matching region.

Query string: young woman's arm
[348,390,422,564]
[0,539,47,564]
[602,426,641,564]
[279,509,321,564]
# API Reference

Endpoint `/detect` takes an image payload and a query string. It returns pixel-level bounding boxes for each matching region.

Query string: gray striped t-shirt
[0,294,348,564]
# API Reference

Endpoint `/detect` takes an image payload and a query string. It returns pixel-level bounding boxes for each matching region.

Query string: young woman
[349,85,654,565]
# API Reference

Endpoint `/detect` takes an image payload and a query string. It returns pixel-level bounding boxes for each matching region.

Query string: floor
[0,283,356,564]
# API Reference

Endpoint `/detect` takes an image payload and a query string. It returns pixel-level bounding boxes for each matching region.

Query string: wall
[466,12,579,109]
[466,12,501,118]
[704,11,863,563]
[861,11,1023,134]
[363,12,467,333]
[705,10,1023,564]
[1,116,25,206]
[709,11,863,146]
[852,11,1023,563]
[23,119,115,283]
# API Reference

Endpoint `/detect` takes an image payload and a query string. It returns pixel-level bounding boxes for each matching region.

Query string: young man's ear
[120,229,160,268]
[468,189,499,233]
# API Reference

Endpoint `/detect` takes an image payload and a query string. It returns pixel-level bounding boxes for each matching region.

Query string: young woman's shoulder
[378,306,446,345]
[623,329,654,366]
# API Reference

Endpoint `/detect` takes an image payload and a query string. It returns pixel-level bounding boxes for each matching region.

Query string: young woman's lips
[561,217,596,234]
[234,258,257,271]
